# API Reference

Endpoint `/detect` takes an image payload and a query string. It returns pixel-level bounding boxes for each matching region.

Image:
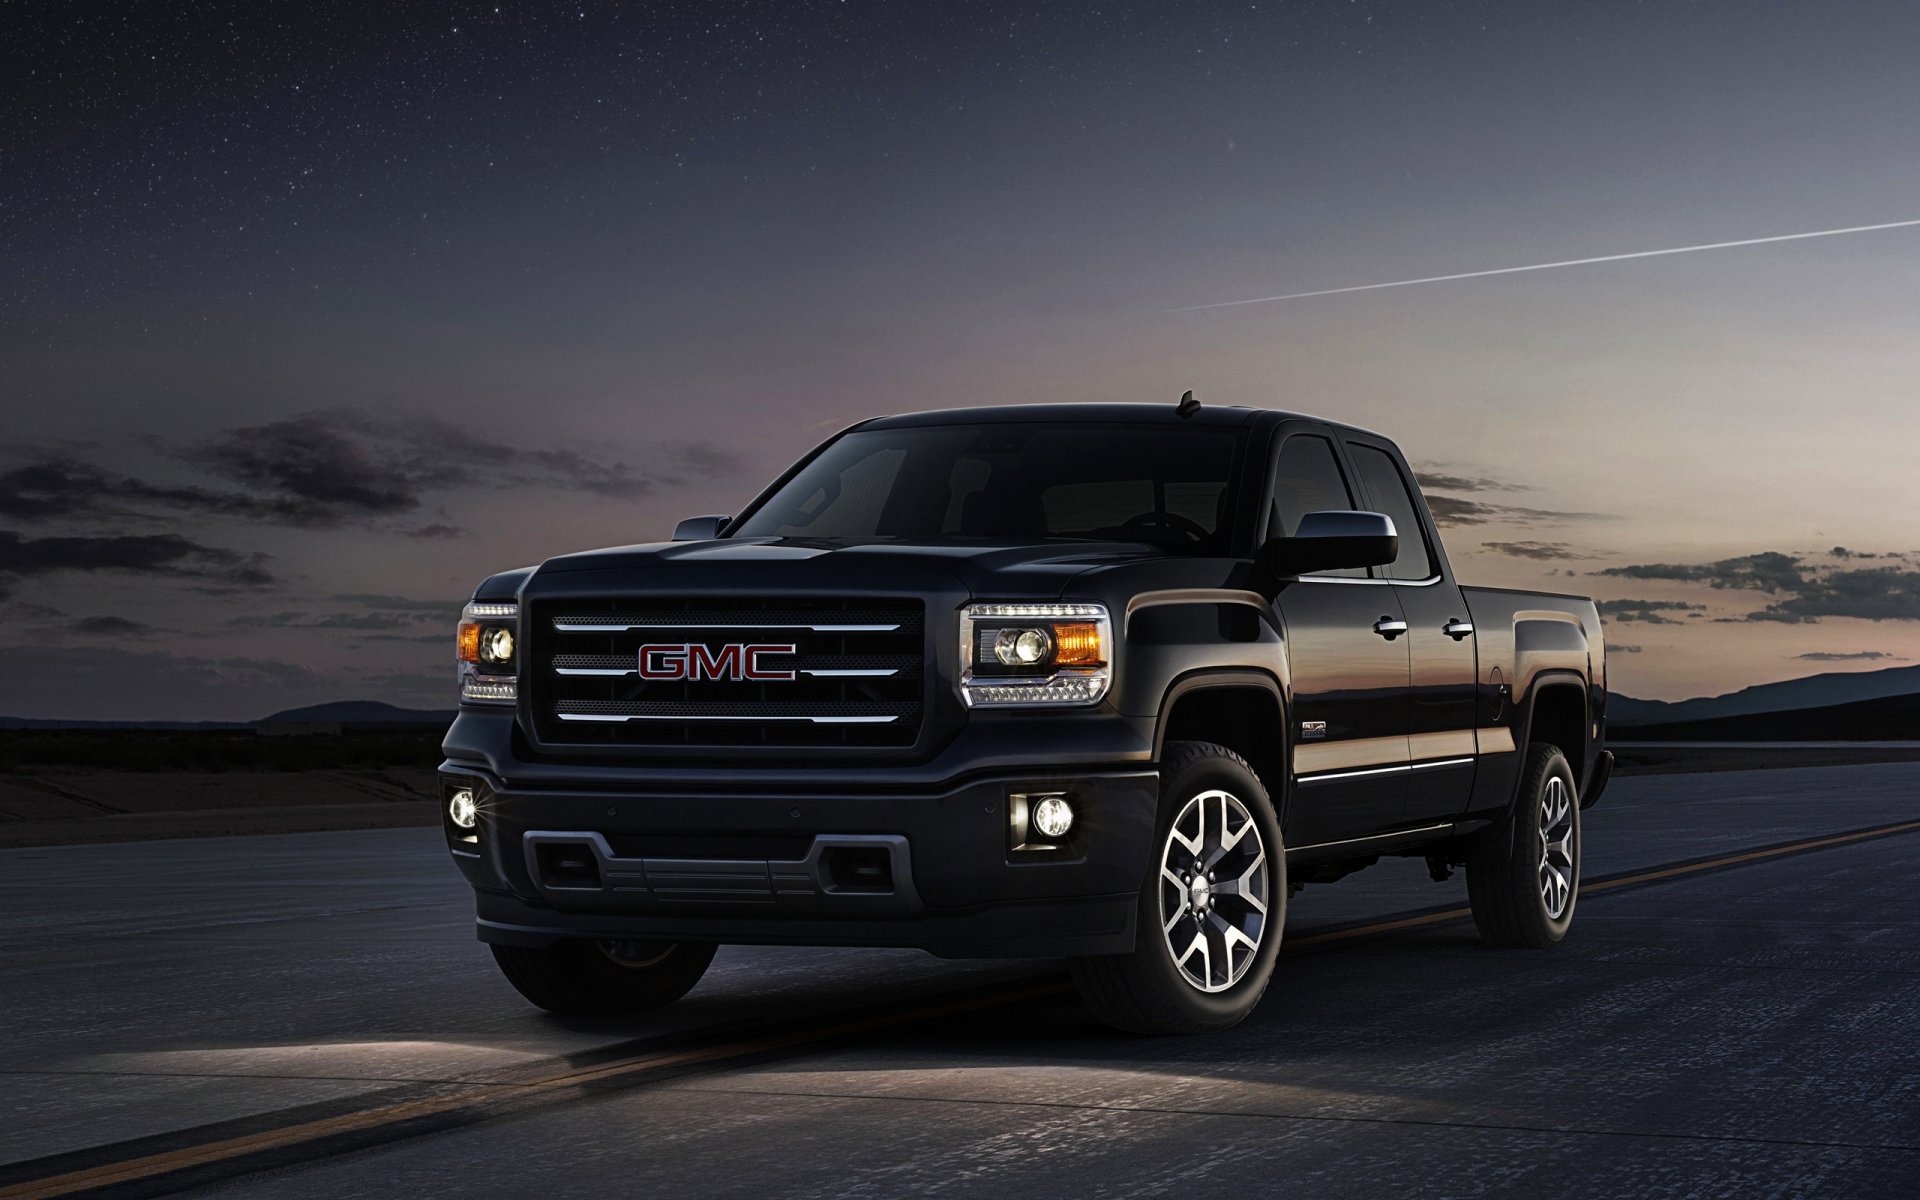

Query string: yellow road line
[1290,816,1920,949]
[11,814,1920,1198]
[0,983,1067,1200]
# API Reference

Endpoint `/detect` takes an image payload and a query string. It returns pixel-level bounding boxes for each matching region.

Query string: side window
[1346,444,1435,581]
[1269,435,1365,578]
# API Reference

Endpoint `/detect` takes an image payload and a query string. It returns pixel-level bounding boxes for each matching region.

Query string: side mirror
[1261,510,1397,577]
[672,514,732,541]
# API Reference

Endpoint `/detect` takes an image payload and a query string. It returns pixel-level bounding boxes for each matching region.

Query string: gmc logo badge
[635,643,796,682]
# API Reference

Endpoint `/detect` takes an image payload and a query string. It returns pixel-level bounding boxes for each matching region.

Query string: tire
[1466,743,1580,948]
[1071,741,1286,1034]
[490,939,718,1016]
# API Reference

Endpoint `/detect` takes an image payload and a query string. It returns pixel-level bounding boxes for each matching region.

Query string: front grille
[529,596,925,751]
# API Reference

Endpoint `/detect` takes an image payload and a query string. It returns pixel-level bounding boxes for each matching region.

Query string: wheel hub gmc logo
[635,643,797,682]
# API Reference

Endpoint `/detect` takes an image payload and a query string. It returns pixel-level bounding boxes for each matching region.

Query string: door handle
[1372,616,1408,640]
[1442,619,1474,640]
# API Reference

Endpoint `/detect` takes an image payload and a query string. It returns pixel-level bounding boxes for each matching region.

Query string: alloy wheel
[1538,777,1576,919]
[1158,789,1269,992]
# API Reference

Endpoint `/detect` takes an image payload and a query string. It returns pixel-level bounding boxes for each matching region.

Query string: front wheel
[490,939,717,1016]
[1466,743,1580,948]
[1071,741,1285,1034]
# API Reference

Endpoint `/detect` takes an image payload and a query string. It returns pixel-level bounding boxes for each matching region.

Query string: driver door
[1267,431,1414,847]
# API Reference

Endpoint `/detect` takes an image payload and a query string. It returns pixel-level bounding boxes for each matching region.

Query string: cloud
[1742,566,1920,622]
[185,409,743,522]
[332,593,458,614]
[1407,462,1608,530]
[1599,548,1920,624]
[0,457,294,525]
[1424,494,1609,528]
[229,611,430,632]
[68,615,164,638]
[1413,469,1528,495]
[185,415,419,522]
[1597,598,1706,625]
[3,408,745,535]
[0,529,275,591]
[1596,552,1807,592]
[1794,650,1904,661]
[1481,540,1600,561]
[227,592,458,632]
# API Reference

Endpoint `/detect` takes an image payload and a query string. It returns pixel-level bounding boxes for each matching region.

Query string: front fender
[1113,590,1286,719]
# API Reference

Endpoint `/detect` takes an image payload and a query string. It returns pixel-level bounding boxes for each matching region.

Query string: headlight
[458,601,518,705]
[959,602,1111,707]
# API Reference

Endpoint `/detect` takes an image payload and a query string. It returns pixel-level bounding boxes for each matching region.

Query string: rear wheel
[490,939,717,1016]
[1466,743,1580,948]
[1071,741,1285,1034]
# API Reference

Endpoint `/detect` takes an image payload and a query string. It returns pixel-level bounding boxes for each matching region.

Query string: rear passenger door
[1343,437,1479,826]
[1269,430,1413,848]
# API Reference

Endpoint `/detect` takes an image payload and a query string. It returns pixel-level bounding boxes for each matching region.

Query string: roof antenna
[1176,389,1201,418]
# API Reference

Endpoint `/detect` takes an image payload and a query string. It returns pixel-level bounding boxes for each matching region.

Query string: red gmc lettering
[740,643,797,681]
[637,644,689,680]
[687,644,742,679]
[635,643,796,682]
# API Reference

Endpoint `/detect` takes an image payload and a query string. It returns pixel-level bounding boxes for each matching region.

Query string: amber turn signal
[1052,621,1104,666]
[457,620,483,663]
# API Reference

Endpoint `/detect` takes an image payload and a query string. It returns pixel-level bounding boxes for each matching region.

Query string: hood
[524,536,1169,601]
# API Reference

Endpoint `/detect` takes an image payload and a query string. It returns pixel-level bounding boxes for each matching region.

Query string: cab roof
[857,402,1383,439]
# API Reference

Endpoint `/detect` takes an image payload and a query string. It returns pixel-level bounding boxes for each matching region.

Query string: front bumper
[441,760,1159,959]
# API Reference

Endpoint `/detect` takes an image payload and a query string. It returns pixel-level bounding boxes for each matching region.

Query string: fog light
[448,788,477,829]
[1031,794,1074,839]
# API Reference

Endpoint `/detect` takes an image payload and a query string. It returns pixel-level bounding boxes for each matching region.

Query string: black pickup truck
[442,401,1611,1033]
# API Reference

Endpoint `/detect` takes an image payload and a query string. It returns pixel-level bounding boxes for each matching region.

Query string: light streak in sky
[1175,218,1920,310]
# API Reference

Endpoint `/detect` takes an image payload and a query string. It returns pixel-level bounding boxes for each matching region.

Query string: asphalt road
[3,762,1918,1198]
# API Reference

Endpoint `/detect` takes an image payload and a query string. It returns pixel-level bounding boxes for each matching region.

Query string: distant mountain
[1612,663,1920,726]
[0,717,247,731]
[255,701,456,727]
[0,700,454,731]
[1616,692,1920,742]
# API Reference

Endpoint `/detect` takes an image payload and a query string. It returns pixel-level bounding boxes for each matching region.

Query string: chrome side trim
[556,713,898,725]
[1294,733,1407,775]
[1289,823,1455,853]
[1297,757,1474,784]
[1296,574,1443,588]
[553,622,901,633]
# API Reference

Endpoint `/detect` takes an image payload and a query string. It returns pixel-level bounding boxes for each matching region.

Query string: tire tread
[1070,740,1281,1035]
[1466,743,1576,949]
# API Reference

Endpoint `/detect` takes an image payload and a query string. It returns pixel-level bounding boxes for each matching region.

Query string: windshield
[730,423,1246,554]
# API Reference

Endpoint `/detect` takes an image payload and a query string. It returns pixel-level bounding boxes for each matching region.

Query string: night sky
[6,1,1920,720]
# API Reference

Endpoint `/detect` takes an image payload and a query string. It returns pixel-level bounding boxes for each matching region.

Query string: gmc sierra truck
[442,400,1611,1033]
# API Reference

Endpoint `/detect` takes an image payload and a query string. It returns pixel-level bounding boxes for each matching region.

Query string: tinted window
[731,424,1243,554]
[1269,434,1365,577]
[1347,444,1434,580]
